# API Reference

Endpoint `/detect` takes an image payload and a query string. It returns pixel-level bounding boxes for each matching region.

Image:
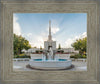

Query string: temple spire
[49,20,51,36]
[48,20,52,41]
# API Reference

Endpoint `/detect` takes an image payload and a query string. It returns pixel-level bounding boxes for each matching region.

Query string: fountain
[29,20,72,70]
[29,47,72,70]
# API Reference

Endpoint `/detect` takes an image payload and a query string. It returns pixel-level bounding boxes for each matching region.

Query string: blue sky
[13,13,87,48]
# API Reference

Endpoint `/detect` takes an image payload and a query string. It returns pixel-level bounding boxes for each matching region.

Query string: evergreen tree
[58,44,61,49]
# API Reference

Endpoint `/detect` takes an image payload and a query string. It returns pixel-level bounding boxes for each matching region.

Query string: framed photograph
[13,13,87,71]
[0,0,100,84]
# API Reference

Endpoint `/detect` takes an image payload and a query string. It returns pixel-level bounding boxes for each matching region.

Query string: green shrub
[82,55,87,58]
[36,50,39,53]
[77,54,83,58]
[57,51,60,53]
[61,50,64,53]
[19,54,25,56]
[14,55,31,58]
[70,54,87,59]
[70,55,75,58]
[40,51,43,53]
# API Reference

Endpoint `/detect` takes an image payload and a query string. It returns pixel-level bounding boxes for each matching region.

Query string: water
[33,59,67,61]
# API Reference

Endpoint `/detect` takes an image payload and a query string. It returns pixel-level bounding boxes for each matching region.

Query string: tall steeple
[44,20,56,50]
[49,20,51,36]
[48,20,52,41]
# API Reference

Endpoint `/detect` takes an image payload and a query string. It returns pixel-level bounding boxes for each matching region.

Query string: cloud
[65,32,87,48]
[52,38,56,41]
[47,27,60,35]
[29,36,45,48]
[51,27,60,34]
[26,27,59,48]
[65,38,75,48]
[22,31,87,49]
[13,15,21,35]
[27,33,32,37]
[22,32,47,48]
[80,32,87,38]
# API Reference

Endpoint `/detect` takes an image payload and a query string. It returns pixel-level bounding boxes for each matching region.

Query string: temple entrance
[48,46,52,50]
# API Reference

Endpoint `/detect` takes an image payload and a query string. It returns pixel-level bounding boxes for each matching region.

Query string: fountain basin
[29,59,72,69]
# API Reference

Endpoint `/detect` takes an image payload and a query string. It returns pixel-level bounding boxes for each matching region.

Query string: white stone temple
[44,20,56,50]
[22,20,79,59]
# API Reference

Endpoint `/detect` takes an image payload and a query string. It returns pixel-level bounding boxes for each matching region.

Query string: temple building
[22,20,79,56]
[44,20,56,50]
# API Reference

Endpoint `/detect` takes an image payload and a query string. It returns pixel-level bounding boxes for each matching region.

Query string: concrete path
[13,61,87,71]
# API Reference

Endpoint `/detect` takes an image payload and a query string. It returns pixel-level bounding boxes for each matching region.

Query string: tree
[58,44,61,49]
[71,37,87,55]
[14,34,31,55]
[33,46,37,48]
[40,46,42,50]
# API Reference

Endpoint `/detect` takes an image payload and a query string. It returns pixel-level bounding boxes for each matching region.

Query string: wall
[30,53,70,59]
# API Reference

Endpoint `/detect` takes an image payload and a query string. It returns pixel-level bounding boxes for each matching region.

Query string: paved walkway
[13,61,87,71]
